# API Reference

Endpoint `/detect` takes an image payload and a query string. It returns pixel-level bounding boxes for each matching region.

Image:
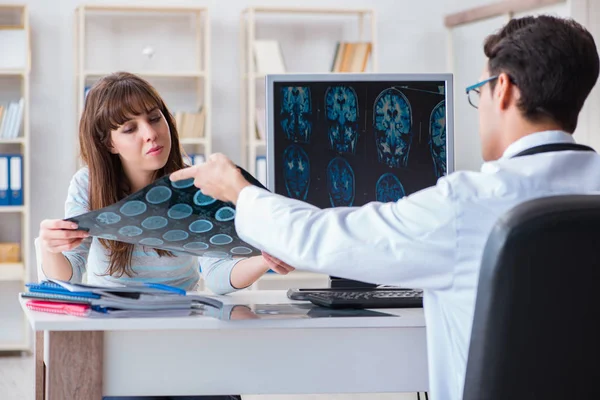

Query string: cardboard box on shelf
[0,242,20,263]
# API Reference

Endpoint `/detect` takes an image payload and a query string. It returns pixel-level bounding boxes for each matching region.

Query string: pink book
[26,300,90,317]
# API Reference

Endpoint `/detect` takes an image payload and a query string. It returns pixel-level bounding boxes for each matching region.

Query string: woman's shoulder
[66,166,90,207]
[72,166,90,185]
[68,166,91,192]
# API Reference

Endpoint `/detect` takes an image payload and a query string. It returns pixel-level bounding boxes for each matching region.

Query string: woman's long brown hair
[79,72,185,277]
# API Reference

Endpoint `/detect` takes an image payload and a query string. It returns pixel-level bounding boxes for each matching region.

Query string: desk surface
[21,290,425,331]
[25,290,429,397]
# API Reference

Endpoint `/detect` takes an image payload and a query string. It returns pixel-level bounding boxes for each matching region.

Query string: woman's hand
[262,252,295,275]
[39,219,89,253]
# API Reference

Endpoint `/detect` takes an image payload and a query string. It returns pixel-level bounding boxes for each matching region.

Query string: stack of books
[0,98,25,139]
[331,42,372,72]
[174,108,205,139]
[20,279,223,318]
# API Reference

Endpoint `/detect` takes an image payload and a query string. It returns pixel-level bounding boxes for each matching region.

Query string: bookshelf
[74,4,212,169]
[239,6,377,178]
[240,7,376,291]
[0,4,31,352]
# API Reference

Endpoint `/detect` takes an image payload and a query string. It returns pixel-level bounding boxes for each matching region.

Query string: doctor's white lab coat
[235,130,600,400]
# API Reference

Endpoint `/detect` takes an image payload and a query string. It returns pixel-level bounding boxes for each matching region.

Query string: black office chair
[463,195,600,400]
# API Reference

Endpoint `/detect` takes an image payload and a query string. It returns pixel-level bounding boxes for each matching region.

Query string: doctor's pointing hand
[170,153,251,205]
[169,153,294,275]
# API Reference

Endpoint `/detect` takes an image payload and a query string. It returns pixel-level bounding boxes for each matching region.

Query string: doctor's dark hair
[78,72,185,277]
[484,15,599,133]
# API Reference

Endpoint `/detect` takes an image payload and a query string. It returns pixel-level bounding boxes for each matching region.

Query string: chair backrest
[34,236,46,282]
[463,195,600,400]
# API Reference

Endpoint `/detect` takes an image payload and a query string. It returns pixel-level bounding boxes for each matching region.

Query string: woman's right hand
[39,219,89,253]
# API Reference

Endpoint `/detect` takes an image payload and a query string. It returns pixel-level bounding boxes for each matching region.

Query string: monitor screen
[265,73,454,286]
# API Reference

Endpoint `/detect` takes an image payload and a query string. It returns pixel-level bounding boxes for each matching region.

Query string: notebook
[21,279,225,317]
[26,300,90,317]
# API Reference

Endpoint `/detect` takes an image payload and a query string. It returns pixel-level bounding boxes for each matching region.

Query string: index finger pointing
[170,166,197,182]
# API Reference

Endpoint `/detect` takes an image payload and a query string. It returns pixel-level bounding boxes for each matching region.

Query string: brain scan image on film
[283,144,311,201]
[327,156,355,207]
[373,88,413,169]
[280,86,312,143]
[376,173,406,203]
[64,172,266,259]
[429,100,447,178]
[325,85,359,154]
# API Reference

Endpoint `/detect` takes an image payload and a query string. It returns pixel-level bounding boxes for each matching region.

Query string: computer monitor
[265,73,454,288]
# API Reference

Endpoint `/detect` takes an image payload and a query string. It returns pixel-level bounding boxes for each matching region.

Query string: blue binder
[0,154,8,206]
[8,154,23,205]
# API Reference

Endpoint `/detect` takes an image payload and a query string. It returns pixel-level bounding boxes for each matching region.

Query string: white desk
[21,290,428,399]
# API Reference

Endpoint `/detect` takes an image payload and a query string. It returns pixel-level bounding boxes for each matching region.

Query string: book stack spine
[331,42,372,73]
[0,98,24,139]
[174,108,206,139]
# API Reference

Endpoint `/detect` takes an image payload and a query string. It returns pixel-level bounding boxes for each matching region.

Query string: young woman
[38,72,292,400]
[39,71,292,292]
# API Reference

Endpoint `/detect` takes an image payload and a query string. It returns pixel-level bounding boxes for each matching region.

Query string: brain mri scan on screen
[269,74,452,210]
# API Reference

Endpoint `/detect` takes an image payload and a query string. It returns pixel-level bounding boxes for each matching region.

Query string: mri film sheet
[65,172,266,259]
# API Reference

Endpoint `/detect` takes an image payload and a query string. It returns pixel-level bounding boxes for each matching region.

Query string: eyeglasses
[465,76,499,109]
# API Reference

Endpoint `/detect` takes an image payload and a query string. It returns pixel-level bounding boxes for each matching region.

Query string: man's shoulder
[439,168,508,200]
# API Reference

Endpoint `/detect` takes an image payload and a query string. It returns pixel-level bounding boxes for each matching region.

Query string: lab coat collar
[501,130,575,159]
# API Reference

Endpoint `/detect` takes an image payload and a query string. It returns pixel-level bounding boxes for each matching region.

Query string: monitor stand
[329,277,377,289]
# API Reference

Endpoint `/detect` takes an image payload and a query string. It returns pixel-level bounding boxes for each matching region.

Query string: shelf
[0,342,29,352]
[83,70,205,78]
[0,2,30,359]
[243,7,373,15]
[0,137,25,144]
[0,69,26,76]
[244,73,266,80]
[240,7,376,175]
[81,4,208,13]
[0,206,25,213]
[180,138,207,145]
[0,4,26,10]
[75,5,212,174]
[0,262,25,281]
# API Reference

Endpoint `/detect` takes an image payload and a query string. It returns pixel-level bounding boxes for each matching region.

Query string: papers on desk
[20,279,223,318]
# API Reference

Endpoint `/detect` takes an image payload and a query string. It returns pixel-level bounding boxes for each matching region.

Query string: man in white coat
[172,15,600,400]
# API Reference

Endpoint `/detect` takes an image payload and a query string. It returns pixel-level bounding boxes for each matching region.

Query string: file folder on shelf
[8,154,23,205]
[0,155,8,206]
